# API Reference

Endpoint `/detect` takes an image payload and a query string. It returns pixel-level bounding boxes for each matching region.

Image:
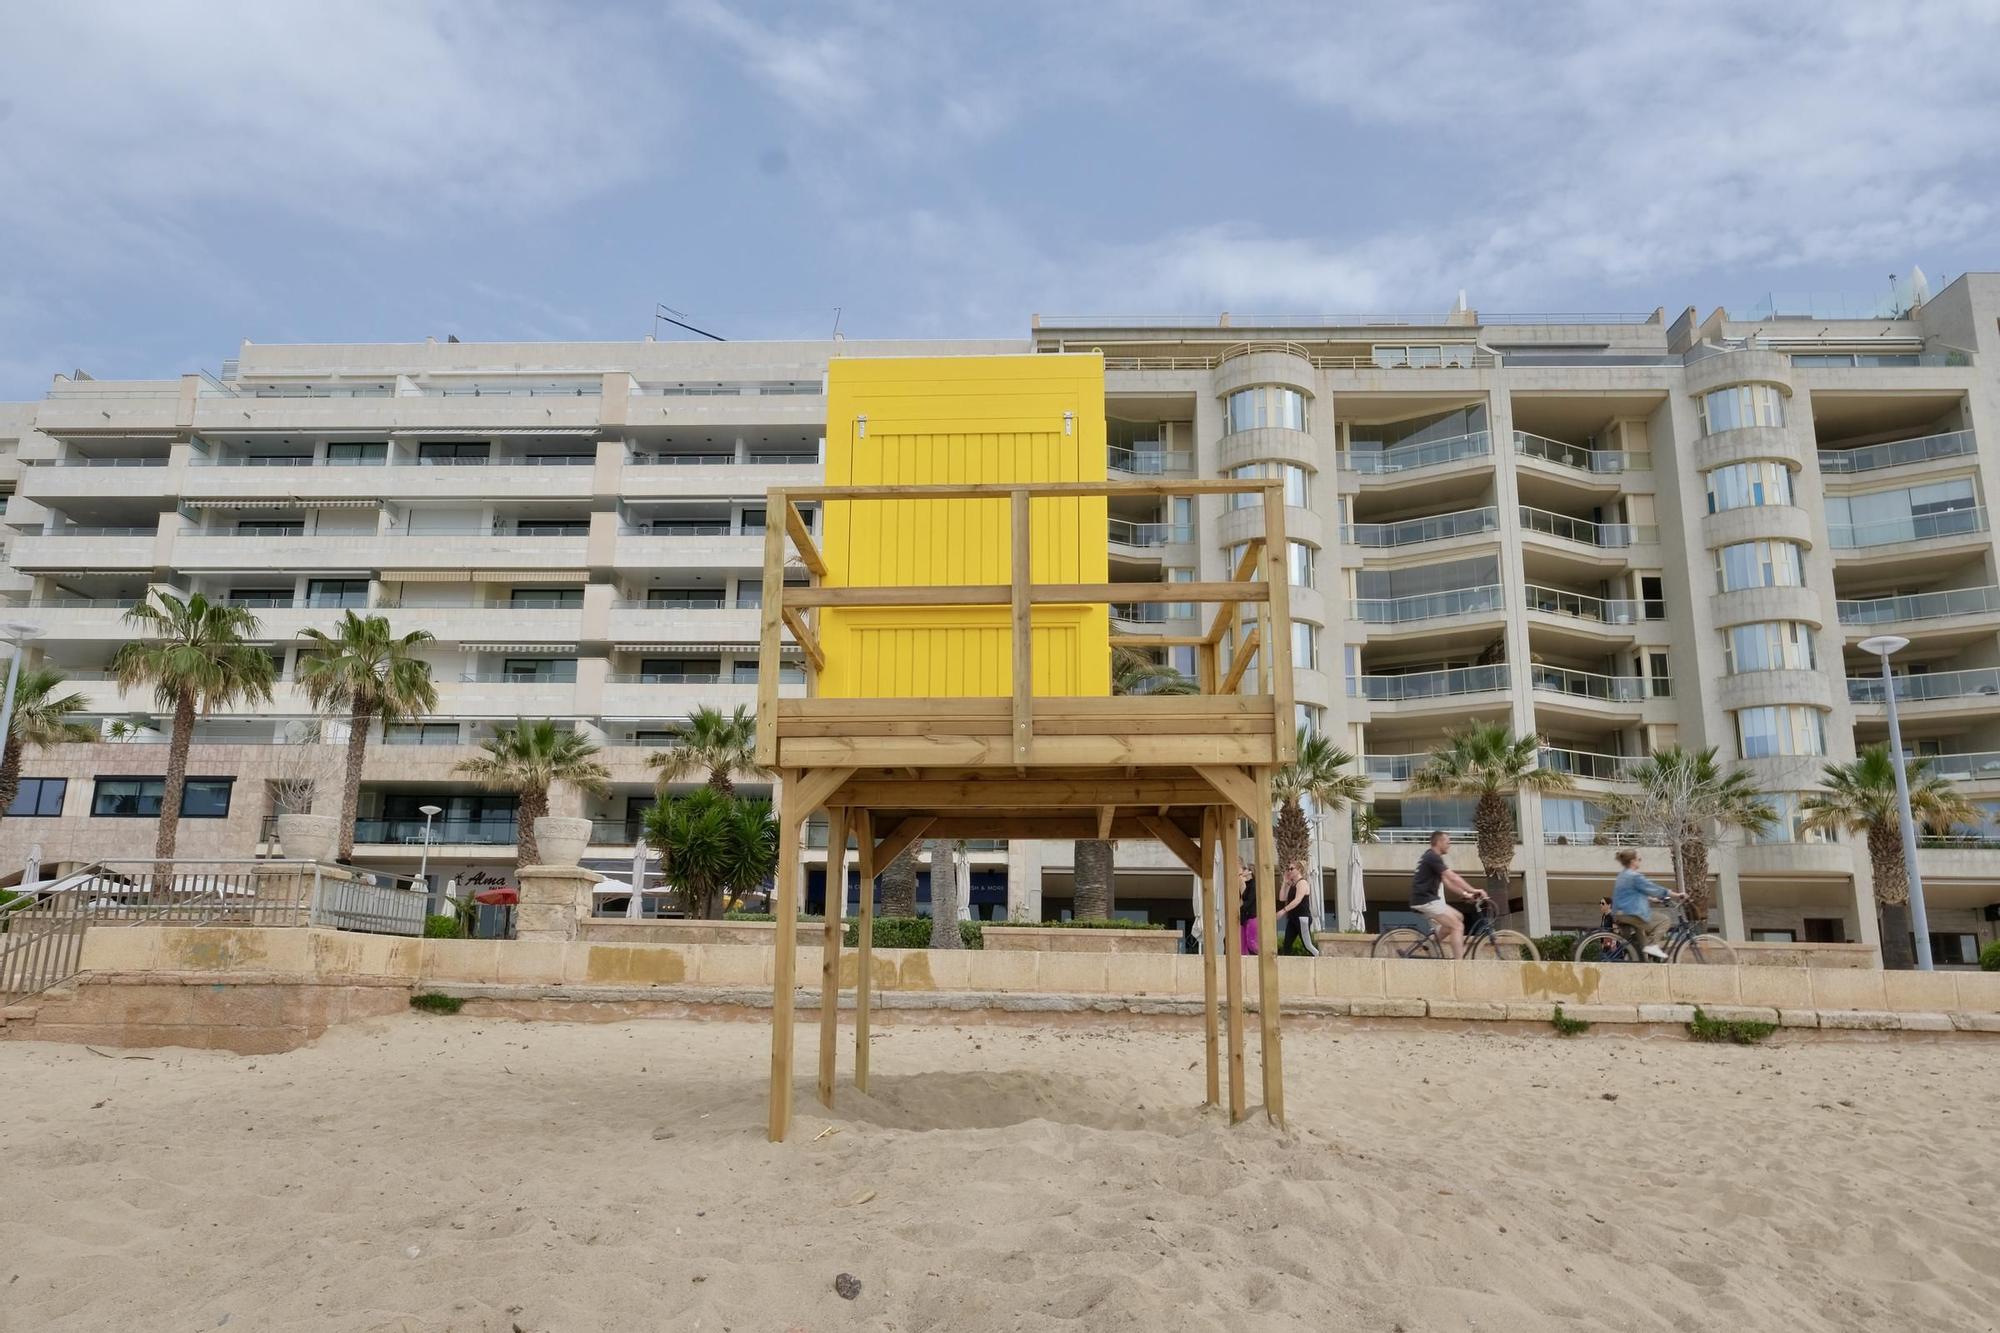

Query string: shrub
[984,918,1166,930]
[846,916,982,950]
[1550,1004,1590,1037]
[1981,940,2000,972]
[1534,934,1579,962]
[423,914,466,939]
[410,992,464,1014]
[1687,1005,1775,1045]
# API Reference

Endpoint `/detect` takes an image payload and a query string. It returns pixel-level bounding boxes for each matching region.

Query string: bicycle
[1571,898,1736,965]
[1371,899,1541,962]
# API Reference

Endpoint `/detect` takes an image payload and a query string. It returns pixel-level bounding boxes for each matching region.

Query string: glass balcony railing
[1817,430,1975,475]
[1341,431,1492,475]
[1362,753,1425,781]
[1108,602,1176,624]
[1530,665,1663,701]
[1351,664,1510,701]
[1523,585,1656,624]
[1106,447,1192,475]
[1538,747,1642,781]
[606,672,724,685]
[354,818,518,845]
[1923,751,2000,781]
[589,820,645,845]
[1847,668,2000,704]
[1830,507,1987,549]
[1837,585,2000,624]
[1343,506,1498,548]
[1513,431,1650,474]
[1353,584,1503,625]
[1375,826,1478,844]
[1107,519,1193,547]
[1518,506,1654,548]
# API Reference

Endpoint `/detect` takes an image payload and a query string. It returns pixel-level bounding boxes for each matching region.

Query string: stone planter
[531,816,592,868]
[274,813,338,864]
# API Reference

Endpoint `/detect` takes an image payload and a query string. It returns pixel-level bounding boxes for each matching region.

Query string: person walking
[1278,861,1319,956]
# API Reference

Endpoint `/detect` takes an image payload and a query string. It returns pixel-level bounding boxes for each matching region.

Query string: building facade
[5,274,2000,960]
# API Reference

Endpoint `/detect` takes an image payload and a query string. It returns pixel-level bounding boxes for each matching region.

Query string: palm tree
[1273,729,1368,879]
[1409,722,1573,911]
[113,591,276,859]
[455,719,611,867]
[1073,647,1199,919]
[879,844,919,917]
[1600,746,1776,924]
[926,837,964,948]
[1800,746,1973,969]
[1350,806,1382,844]
[644,788,778,919]
[296,611,438,860]
[0,665,94,816]
[648,704,767,795]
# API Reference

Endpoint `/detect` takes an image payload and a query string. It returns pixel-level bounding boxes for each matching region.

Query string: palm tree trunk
[1869,822,1915,968]
[880,846,917,917]
[1472,792,1513,921]
[0,734,22,818]
[336,702,373,861]
[1274,797,1310,883]
[1073,839,1115,920]
[926,839,962,947]
[1877,901,1916,970]
[154,691,197,864]
[1679,837,1712,923]
[516,787,547,869]
[708,770,734,795]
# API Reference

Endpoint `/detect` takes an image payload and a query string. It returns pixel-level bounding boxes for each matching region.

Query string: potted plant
[271,720,341,863]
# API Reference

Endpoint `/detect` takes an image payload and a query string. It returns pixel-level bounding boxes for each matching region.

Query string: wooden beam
[1195,764,1264,821]
[1096,804,1115,840]
[1217,626,1261,696]
[831,778,1228,809]
[1252,768,1284,1129]
[784,500,827,577]
[1138,813,1203,876]
[852,808,875,1094]
[1011,488,1032,764]
[786,766,856,821]
[870,815,934,872]
[1110,634,1215,648]
[779,606,825,673]
[1220,812,1246,1123]
[1198,806,1220,1109]
[817,806,848,1110]
[785,581,1269,609]
[781,733,1277,770]
[855,814,1193,841]
[1263,488,1297,764]
[767,776,805,1142]
[754,493,788,767]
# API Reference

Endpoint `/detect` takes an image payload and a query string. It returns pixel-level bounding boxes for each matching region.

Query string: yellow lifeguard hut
[757,352,1296,1141]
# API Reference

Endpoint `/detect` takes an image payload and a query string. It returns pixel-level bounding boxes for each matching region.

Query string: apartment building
[4,274,2000,960]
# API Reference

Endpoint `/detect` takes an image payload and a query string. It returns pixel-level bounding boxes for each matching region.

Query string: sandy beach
[1,1015,1995,1332]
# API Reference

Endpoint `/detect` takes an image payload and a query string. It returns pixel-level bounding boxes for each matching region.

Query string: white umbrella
[1346,841,1368,933]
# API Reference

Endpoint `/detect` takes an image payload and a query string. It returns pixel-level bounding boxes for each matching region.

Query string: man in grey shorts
[1409,830,1489,959]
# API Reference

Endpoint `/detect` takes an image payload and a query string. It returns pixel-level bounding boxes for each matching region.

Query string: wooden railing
[755,479,1296,767]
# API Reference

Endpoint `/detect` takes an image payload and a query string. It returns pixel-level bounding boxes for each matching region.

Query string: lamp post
[418,804,443,915]
[0,623,45,794]
[1859,634,1932,970]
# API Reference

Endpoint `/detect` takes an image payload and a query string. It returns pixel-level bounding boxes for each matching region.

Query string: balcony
[1837,585,2000,626]
[1523,585,1654,625]
[11,527,159,571]
[1817,430,1974,475]
[1518,506,1654,549]
[1107,447,1192,476]
[1538,747,1641,781]
[1513,431,1650,475]
[1343,506,1498,549]
[1341,431,1491,476]
[1924,751,2000,782]
[1847,668,2000,705]
[1530,665,1662,702]
[1353,584,1503,626]
[1351,664,1510,702]
[354,818,517,846]
[1362,753,1425,782]
[172,530,382,571]
[1107,519,1193,549]
[1829,507,1988,550]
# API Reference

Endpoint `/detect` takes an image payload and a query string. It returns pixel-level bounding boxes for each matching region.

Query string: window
[8,777,66,817]
[1704,461,1794,513]
[1287,541,1315,588]
[1724,622,1817,673]
[92,777,233,818]
[739,507,768,535]
[502,657,577,682]
[514,519,589,536]
[1696,383,1787,434]
[418,442,490,464]
[735,582,763,609]
[1827,478,1979,545]
[1223,385,1308,434]
[1291,621,1318,670]
[1751,793,1832,844]
[1227,462,1311,509]
[325,442,387,465]
[1750,929,1797,942]
[639,657,720,683]
[1716,540,1805,592]
[237,519,305,536]
[226,588,293,608]
[383,722,461,746]
[1736,706,1826,758]
[732,661,802,684]
[510,587,583,609]
[306,578,369,608]
[1171,645,1197,679]
[647,587,724,608]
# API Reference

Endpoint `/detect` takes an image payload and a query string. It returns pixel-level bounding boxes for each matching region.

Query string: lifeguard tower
[756,353,1297,1141]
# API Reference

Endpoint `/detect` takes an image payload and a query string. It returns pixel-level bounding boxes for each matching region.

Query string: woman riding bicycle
[1610,849,1675,961]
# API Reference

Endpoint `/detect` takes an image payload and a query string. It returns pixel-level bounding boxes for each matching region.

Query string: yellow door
[818,354,1110,698]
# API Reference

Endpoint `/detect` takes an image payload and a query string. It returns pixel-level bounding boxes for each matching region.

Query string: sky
[1,0,1997,397]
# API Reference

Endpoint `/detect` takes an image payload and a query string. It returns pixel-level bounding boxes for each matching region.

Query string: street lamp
[0,623,45,794]
[1859,634,1932,970]
[418,804,443,914]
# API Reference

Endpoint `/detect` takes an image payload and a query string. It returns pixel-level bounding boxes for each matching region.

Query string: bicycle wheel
[1572,930,1636,964]
[1371,927,1434,959]
[1470,930,1541,962]
[1673,931,1737,965]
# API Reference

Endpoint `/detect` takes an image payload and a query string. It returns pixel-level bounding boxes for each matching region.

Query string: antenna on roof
[831,307,843,340]
[653,303,726,342]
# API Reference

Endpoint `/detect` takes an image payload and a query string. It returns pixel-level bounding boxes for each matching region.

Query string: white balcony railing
[1351,664,1509,701]
[1523,585,1655,624]
[1530,665,1664,701]
[1519,505,1655,548]
[1353,584,1503,625]
[1847,668,2000,704]
[1341,431,1492,475]
[1538,747,1642,781]
[1837,585,2000,624]
[1817,429,1975,475]
[1513,430,1650,474]
[1343,506,1498,548]
[1830,507,1988,549]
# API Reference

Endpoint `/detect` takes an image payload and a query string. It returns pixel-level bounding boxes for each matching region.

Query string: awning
[389,427,600,438]
[380,569,470,582]
[613,641,800,656]
[459,642,577,654]
[182,498,382,510]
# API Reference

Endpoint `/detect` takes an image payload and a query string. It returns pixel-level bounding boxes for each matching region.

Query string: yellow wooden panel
[820,354,1109,698]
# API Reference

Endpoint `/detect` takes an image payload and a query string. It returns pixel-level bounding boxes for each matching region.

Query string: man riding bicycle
[1611,848,1675,961]
[1409,830,1489,960]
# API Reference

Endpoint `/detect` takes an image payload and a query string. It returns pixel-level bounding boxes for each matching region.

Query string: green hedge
[721,911,982,949]
[1981,939,2000,972]
[1534,934,1579,962]
[422,914,466,939]
[984,918,1166,930]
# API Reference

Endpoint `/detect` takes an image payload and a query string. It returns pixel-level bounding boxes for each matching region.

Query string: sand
[1,1015,1995,1332]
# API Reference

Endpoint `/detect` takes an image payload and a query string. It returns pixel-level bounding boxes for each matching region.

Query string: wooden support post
[1220,812,1247,1122]
[817,805,850,1109]
[1199,806,1220,1109]
[1010,488,1033,763]
[853,808,875,1093]
[1262,484,1297,763]
[754,491,788,768]
[767,775,804,1141]
[1253,767,1285,1127]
